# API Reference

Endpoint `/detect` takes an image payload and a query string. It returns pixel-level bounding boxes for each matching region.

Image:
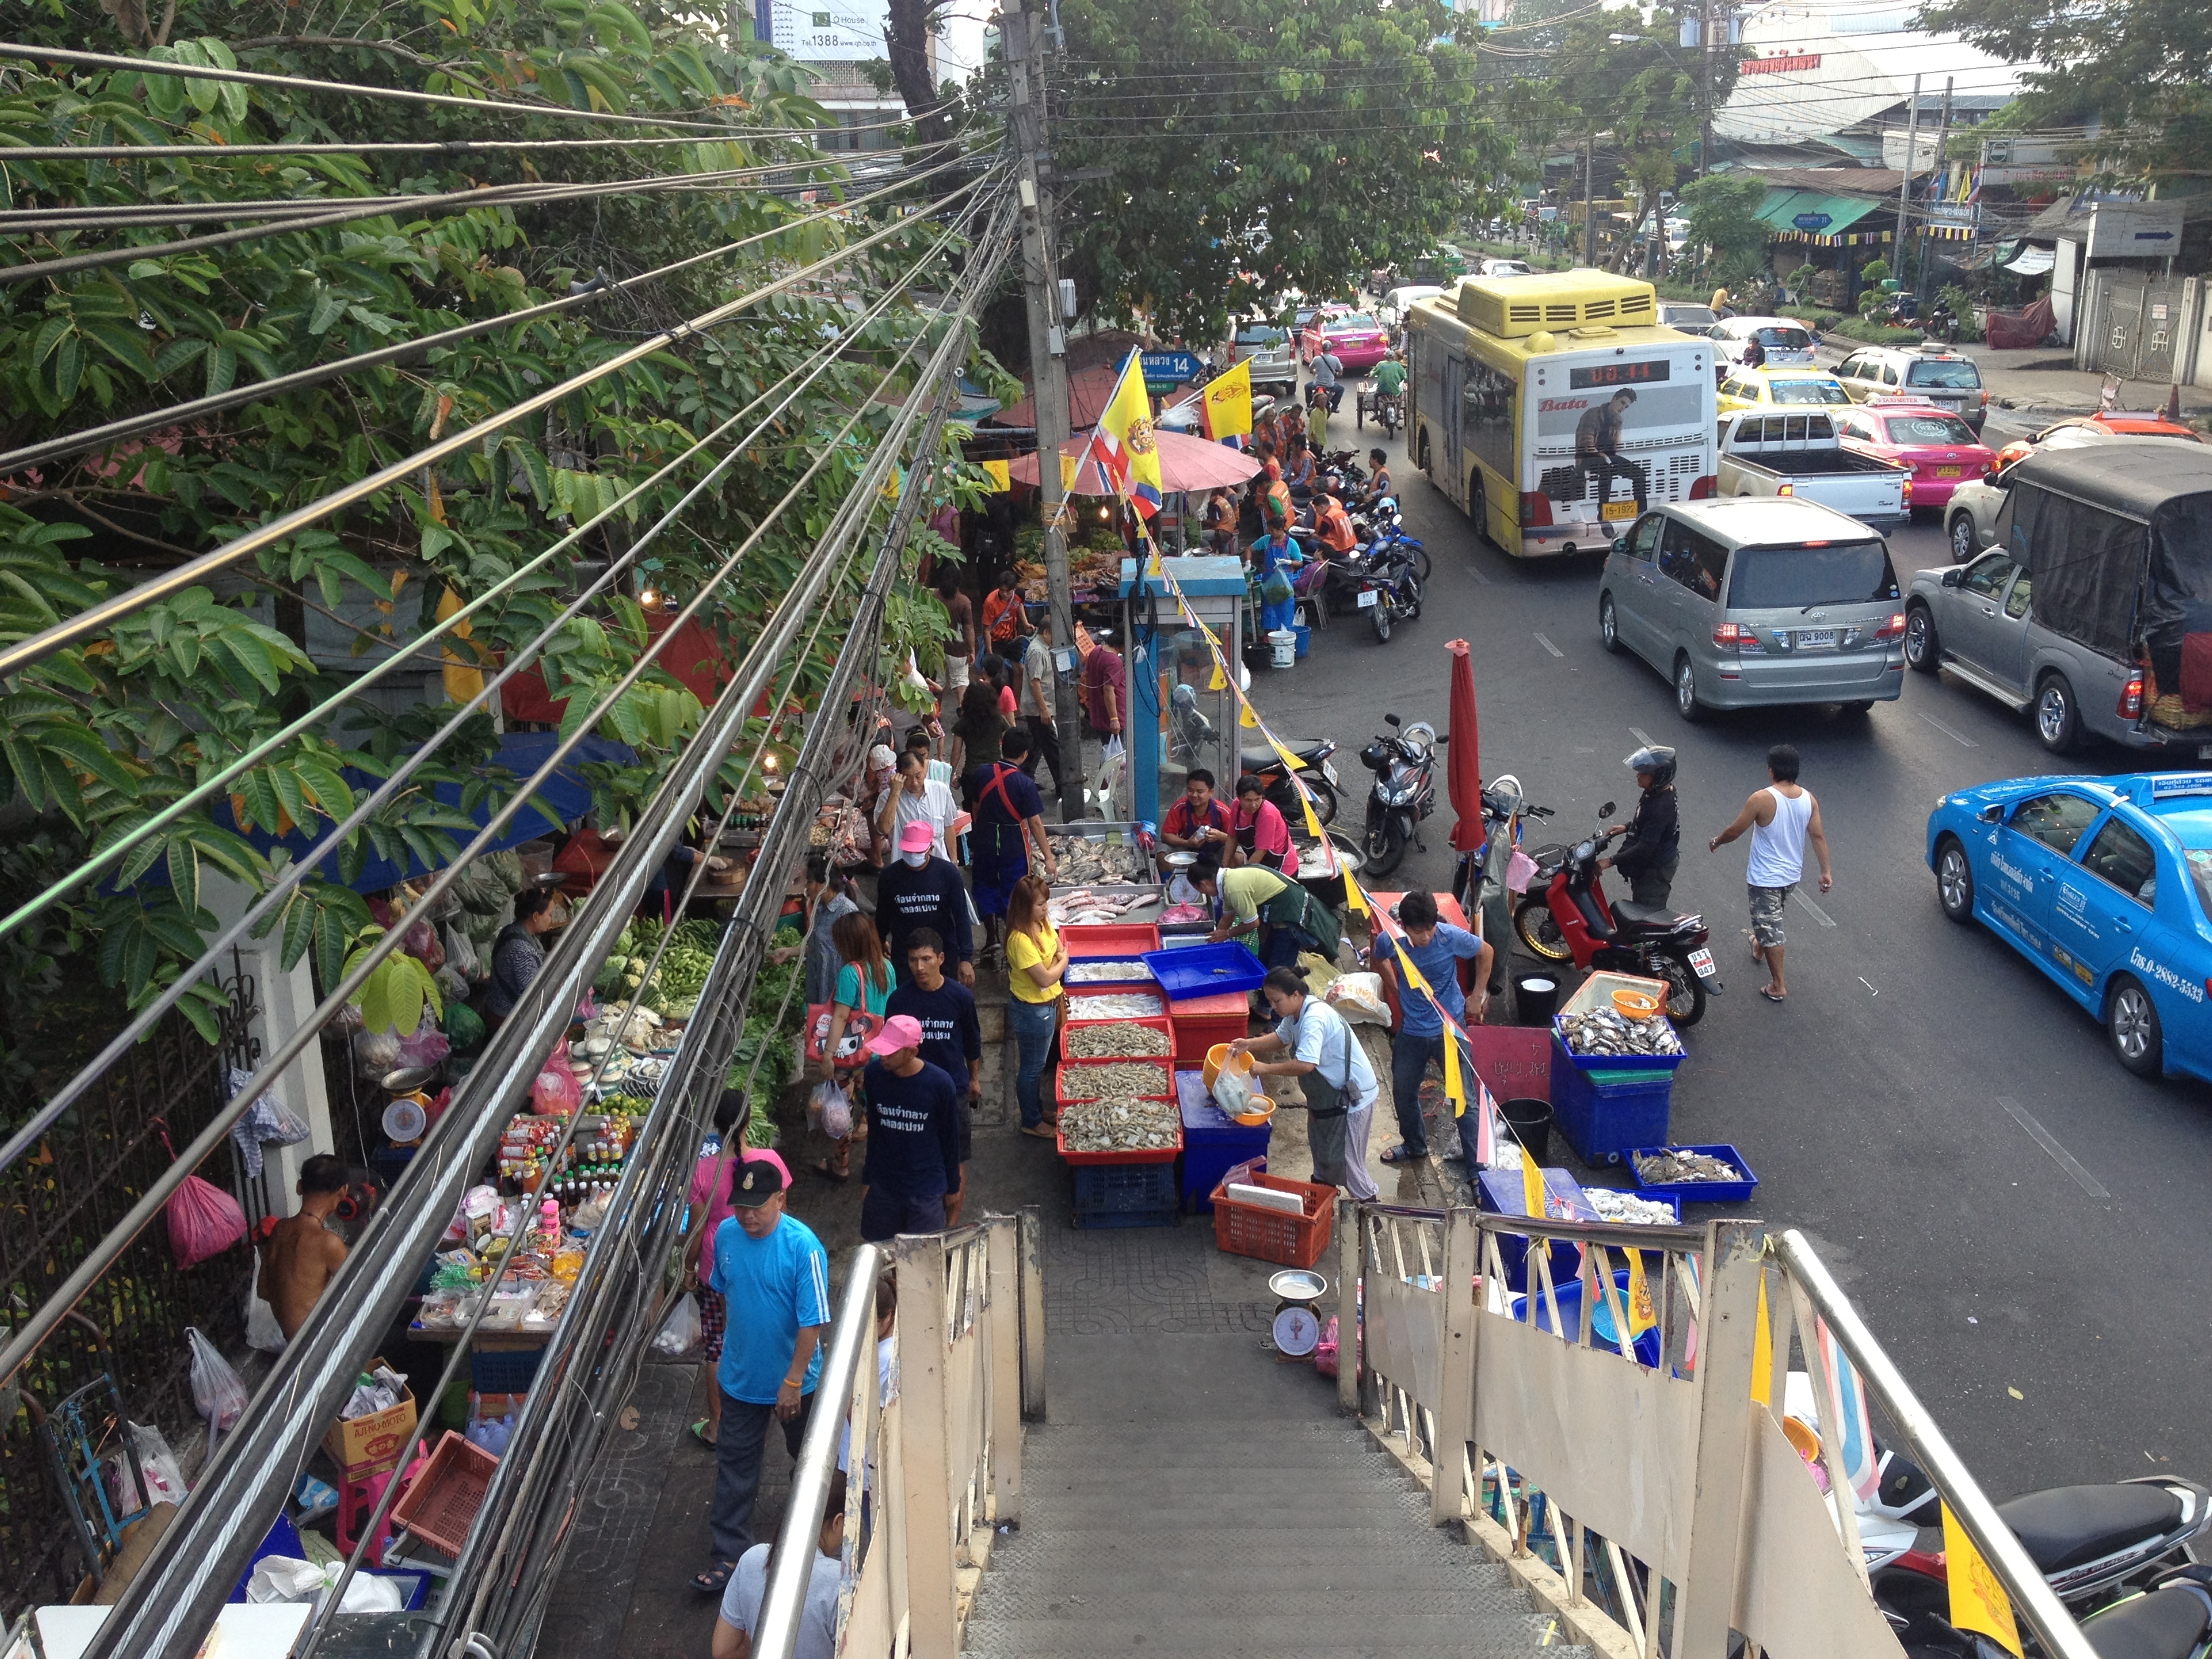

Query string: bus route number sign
[1569,360,1672,390]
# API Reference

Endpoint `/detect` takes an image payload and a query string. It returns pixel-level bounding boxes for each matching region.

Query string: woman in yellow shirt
[1004,874,1066,1138]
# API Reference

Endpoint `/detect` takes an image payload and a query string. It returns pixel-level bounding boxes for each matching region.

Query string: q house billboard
[756,0,888,60]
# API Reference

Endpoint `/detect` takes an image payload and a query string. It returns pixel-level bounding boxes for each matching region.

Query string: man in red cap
[857,1014,963,1242]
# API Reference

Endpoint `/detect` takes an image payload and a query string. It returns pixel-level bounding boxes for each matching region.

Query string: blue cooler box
[1475,1167,1597,1292]
[1550,1034,1673,1164]
[1175,1071,1271,1213]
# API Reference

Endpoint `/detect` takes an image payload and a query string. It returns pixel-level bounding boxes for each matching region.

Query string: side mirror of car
[1940,567,1965,588]
[1978,804,2003,824]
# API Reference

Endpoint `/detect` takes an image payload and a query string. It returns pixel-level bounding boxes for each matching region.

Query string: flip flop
[690,1419,718,1448]
[1379,1145,1422,1164]
[1019,1124,1057,1140]
[692,1561,735,1595]
[1759,986,1786,1003]
[811,1158,851,1183]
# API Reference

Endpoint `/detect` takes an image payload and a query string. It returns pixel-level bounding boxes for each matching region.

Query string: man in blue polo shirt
[1368,888,1493,1166]
[695,1158,831,1598]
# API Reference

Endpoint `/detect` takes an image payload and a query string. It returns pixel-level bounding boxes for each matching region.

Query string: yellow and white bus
[1406,270,1718,557]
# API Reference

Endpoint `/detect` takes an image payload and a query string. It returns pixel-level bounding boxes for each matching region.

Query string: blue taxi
[1925,772,2212,1081]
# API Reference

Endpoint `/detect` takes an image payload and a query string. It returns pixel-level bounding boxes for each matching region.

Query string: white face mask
[902,849,930,868]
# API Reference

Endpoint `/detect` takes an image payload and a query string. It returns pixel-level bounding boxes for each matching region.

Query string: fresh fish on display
[1067,992,1166,1019]
[1065,960,1155,983]
[1065,1023,1170,1059]
[1559,1008,1683,1059]
[1584,1188,1679,1225]
[1048,834,1147,886]
[1160,903,1209,924]
[1057,1093,1180,1153]
[1048,890,1151,925]
[1057,1061,1172,1102]
[1633,1148,1742,1185]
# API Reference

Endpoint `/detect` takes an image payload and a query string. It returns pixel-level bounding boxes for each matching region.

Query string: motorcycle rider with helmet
[1601,745,1681,907]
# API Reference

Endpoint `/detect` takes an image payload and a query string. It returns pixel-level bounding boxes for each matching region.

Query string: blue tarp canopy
[218,731,633,895]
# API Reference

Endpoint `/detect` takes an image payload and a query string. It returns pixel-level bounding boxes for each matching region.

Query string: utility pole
[1919,76,1955,306]
[1699,0,1715,178]
[1891,73,1921,295]
[1582,132,1597,267]
[1006,0,1085,821]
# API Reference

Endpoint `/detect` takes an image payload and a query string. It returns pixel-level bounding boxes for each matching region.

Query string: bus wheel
[1417,430,1432,475]
[1469,476,1492,550]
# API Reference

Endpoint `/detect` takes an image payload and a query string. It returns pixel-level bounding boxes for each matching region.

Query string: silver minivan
[1598,497,1908,721]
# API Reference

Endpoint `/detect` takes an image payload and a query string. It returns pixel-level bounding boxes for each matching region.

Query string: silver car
[1231,322,1298,400]
[1598,497,1908,722]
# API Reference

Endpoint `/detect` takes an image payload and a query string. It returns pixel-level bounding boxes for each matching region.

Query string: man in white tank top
[1706,744,1831,1003]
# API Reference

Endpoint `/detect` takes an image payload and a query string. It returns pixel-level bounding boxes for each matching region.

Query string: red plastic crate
[1056,1121,1182,1165]
[1168,989,1252,1067]
[1063,922,1162,958]
[1054,1057,1174,1107]
[1061,1011,1174,1059]
[389,1430,498,1557]
[1063,958,1160,1000]
[1210,1170,1336,1267]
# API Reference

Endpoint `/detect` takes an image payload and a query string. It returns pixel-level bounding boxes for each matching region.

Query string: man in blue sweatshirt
[857,1014,963,1242]
[885,928,983,1224]
[875,821,975,985]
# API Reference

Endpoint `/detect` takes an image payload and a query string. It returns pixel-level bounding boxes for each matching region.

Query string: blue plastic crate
[1550,1016,1688,1075]
[1143,941,1266,1001]
[1475,1167,1595,1292]
[1071,1160,1179,1229]
[1549,1040,1672,1166]
[470,1345,544,1393]
[1624,1143,1759,1205]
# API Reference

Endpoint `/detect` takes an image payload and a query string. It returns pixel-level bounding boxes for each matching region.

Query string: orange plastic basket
[389,1429,498,1557]
[1210,1170,1335,1267]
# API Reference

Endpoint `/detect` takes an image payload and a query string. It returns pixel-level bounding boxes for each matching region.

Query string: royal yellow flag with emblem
[1942,1502,2024,1656]
[1202,357,1253,441]
[1060,452,1079,491]
[981,459,1010,492]
[1625,1246,1657,1336]
[1098,352,1166,516]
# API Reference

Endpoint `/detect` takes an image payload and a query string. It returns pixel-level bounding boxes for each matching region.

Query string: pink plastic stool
[333,1452,426,1568]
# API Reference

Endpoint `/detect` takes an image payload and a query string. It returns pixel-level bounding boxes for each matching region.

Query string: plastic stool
[333,1452,424,1568]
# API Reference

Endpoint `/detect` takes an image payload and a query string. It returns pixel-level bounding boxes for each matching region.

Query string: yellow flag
[981,459,1010,492]
[1099,352,1166,515]
[1202,357,1254,441]
[1942,1502,2024,1657]
[434,584,487,703]
[1239,698,1259,728]
[1060,452,1079,491]
[1439,1024,1463,1113]
[1208,660,1227,691]
[1521,1137,1547,1216]
[1626,1248,1657,1336]
[1750,1273,1773,1406]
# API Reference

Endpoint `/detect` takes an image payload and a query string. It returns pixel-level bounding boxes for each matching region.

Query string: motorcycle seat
[1242,742,1328,771]
[2082,1582,2212,1659]
[2000,1484,2184,1574]
[1612,899,1688,928]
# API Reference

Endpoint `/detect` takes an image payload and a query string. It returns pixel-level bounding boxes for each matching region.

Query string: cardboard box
[323,1358,418,1478]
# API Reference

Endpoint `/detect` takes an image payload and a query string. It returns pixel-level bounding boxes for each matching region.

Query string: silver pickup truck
[1717,410,1910,529]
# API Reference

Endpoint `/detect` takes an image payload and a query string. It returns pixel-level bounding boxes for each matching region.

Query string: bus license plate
[1795,628,1838,649]
[1357,590,1378,607]
[1936,466,1963,478]
[1688,947,1717,980]
[1601,501,1637,521]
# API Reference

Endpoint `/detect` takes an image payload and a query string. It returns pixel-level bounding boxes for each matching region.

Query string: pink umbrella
[1446,638,1483,853]
[1006,428,1261,495]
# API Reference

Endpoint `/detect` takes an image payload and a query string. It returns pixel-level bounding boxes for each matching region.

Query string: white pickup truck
[1716,409,1910,529]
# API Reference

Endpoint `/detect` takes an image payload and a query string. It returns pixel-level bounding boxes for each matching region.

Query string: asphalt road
[1261,404,2211,1502]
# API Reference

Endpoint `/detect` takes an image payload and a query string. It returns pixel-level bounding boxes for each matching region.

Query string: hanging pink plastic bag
[1506,847,1539,895]
[532,1059,582,1117]
[161,1124,246,1269]
[394,1011,451,1071]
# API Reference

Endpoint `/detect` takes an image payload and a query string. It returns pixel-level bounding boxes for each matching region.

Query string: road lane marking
[1534,632,1564,658]
[1628,726,1654,745]
[1858,975,1879,996]
[1466,561,1492,586]
[1917,710,1979,747]
[1797,895,1836,927]
[1999,1096,2110,1199]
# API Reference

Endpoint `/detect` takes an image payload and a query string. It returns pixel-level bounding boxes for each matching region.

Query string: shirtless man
[258,1154,350,1340]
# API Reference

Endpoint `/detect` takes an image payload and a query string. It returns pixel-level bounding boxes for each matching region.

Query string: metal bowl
[380,1065,440,1094]
[1268,1268,1329,1303]
[1162,850,1198,869]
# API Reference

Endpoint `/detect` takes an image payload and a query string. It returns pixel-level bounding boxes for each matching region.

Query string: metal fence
[0,960,262,1616]
[1340,1200,2094,1659]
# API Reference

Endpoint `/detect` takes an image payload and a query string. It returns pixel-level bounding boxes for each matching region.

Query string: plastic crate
[1145,941,1266,1000]
[1182,1126,1272,1213]
[389,1430,498,1557]
[1063,957,1159,997]
[1062,1008,1174,1050]
[1054,1057,1174,1107]
[1550,1014,1687,1076]
[1625,1143,1759,1205]
[1549,1036,1673,1164]
[1211,1171,1335,1267]
[1168,989,1252,1067]
[1064,922,1162,958]
[1475,1167,1597,1294]
[1071,1160,1179,1229]
[469,1343,544,1393]
[1511,1270,1663,1368]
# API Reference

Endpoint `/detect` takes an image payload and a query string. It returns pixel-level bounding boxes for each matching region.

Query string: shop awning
[1755,188,1889,239]
[2006,245,2056,275]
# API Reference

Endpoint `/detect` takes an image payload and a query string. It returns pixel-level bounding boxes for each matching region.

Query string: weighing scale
[1267,1268,1328,1359]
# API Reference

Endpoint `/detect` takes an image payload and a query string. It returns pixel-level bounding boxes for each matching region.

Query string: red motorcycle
[1511,800,1723,1025]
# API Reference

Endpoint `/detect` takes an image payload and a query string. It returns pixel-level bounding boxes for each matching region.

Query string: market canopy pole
[1008,0,1086,821]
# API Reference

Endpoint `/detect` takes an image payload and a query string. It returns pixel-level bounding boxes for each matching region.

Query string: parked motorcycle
[1357,714,1438,878]
[1512,802,1723,1024]
[1237,737,1340,827]
[1290,541,1372,628]
[1361,538,1425,644]
[1353,497,1431,584]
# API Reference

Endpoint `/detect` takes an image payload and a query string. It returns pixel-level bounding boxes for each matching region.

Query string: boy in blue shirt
[1368,889,1492,1165]
[695,1158,831,1597]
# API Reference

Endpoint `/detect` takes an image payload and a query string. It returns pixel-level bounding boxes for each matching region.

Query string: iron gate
[2091,272,2188,384]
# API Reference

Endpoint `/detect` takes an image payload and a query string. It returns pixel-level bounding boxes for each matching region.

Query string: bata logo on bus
[1539,397,1593,413]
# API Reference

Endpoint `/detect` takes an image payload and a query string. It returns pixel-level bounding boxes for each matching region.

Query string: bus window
[1462,359,1516,481]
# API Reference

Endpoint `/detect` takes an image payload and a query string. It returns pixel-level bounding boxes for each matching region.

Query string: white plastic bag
[808,1080,854,1141]
[1324,972,1391,1027]
[324,1566,405,1614]
[247,1555,326,1603]
[651,1292,703,1358]
[1212,1063,1256,1117]
[187,1326,249,1441]
[245,1274,287,1353]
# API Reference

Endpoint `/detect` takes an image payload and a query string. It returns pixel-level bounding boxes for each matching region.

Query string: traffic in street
[1259,392,2212,1503]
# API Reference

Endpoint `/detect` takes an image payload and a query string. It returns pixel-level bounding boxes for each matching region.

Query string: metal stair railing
[1338,1201,2095,1659]
[753,1206,1042,1659]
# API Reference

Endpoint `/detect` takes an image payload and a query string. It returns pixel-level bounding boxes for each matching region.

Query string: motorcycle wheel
[1273,775,1338,828]
[1514,897,1572,962]
[1372,594,1393,643]
[1652,951,1707,1027]
[1364,813,1408,878]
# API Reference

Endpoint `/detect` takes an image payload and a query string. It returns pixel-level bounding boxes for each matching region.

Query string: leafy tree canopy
[1677,171,1771,286]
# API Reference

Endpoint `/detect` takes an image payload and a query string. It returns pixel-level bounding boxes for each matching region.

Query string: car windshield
[1907,359,1982,388]
[1330,314,1378,331]
[1667,306,1717,328]
[1771,379,1849,406]
[1886,413,1978,444]
[1727,540,1900,609]
[1755,327,1813,349]
[1238,326,1286,346]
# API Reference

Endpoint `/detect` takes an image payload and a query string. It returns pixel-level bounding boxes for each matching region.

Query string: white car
[1477,258,1534,278]
[1709,316,1818,371]
[1378,283,1446,327]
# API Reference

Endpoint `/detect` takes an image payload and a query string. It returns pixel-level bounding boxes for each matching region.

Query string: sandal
[692,1561,736,1595]
[1759,986,1786,1003]
[1379,1144,1422,1164]
[811,1158,851,1183]
[1019,1124,1057,1140]
[690,1419,718,1448]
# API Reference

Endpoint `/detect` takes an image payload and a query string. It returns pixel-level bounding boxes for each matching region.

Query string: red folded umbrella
[1446,638,1483,853]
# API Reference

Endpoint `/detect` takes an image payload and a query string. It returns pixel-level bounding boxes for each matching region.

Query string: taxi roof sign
[2141,774,2212,802]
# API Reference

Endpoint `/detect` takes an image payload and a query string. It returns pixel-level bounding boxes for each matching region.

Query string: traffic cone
[2168,384,2183,422]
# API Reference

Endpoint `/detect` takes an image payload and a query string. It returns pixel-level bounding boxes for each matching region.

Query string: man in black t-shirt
[857,1016,962,1242]
[885,930,982,1223]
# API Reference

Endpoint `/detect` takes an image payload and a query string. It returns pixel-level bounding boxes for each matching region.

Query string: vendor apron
[1303,1036,1355,1187]
[1261,879,1341,962]
[1236,813,1288,874]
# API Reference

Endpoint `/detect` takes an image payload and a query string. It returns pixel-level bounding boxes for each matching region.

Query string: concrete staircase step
[1017,1492,1439,1528]
[982,1538,1501,1586]
[1021,1468,1418,1498]
[968,1586,1541,1623]
[963,1616,1576,1656]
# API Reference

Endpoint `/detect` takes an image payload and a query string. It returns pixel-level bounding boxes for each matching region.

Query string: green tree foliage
[0,0,998,1061]
[1677,173,1771,287]
[1048,0,1514,339]
[1918,0,2209,184]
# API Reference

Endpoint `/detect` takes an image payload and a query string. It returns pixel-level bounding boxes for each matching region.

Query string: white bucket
[1267,628,1297,668]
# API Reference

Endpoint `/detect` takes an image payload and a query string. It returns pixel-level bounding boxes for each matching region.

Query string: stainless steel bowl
[1162,850,1198,869]
[1268,1268,1329,1302]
